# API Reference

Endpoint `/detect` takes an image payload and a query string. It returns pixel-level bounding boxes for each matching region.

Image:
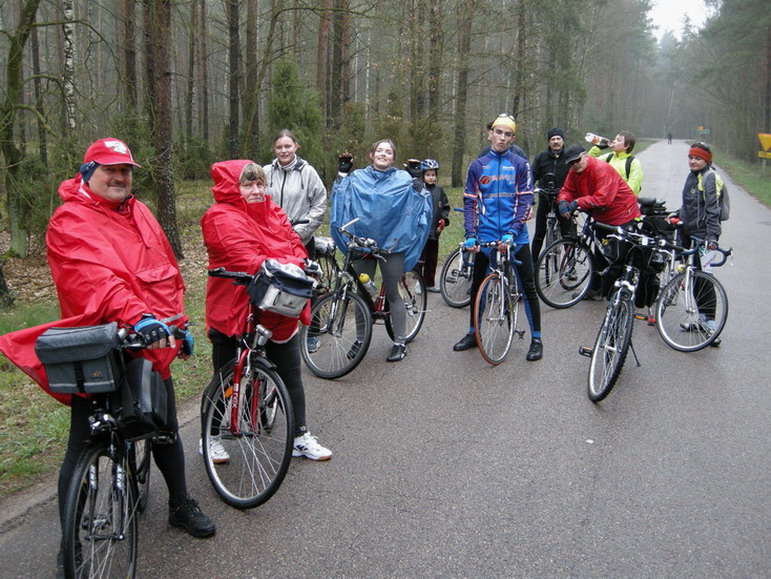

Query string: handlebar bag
[114,357,168,441]
[35,322,121,394]
[248,259,315,318]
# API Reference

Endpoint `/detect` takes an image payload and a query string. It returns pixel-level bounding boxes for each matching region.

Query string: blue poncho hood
[331,166,432,271]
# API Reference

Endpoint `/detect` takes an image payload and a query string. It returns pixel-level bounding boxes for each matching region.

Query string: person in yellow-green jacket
[588,130,643,195]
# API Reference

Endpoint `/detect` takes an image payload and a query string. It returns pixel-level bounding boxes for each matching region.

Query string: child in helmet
[418,159,451,291]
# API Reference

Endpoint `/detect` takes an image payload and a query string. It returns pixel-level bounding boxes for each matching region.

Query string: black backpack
[603,153,635,182]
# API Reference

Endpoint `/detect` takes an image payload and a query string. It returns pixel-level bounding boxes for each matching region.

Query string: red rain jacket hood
[202,160,309,342]
[0,174,186,405]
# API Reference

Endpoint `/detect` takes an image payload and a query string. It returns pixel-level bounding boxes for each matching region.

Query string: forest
[0,0,769,300]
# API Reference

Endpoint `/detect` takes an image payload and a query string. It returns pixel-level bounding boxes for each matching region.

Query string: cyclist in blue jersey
[453,115,543,361]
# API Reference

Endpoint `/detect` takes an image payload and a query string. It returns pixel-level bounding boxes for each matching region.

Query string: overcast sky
[649,0,711,39]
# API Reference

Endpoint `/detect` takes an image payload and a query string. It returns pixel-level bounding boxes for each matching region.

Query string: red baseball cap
[83,138,141,167]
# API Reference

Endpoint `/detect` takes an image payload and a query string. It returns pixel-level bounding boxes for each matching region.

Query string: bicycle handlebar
[597,223,733,268]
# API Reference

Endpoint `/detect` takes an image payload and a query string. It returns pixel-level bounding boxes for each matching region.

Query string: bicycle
[300,218,427,379]
[472,242,526,365]
[652,238,731,352]
[38,324,166,579]
[439,242,474,308]
[579,224,659,402]
[535,214,599,308]
[200,268,295,509]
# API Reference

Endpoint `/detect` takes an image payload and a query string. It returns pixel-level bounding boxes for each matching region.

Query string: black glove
[338,153,353,174]
[404,159,423,179]
[133,314,171,345]
[181,330,194,356]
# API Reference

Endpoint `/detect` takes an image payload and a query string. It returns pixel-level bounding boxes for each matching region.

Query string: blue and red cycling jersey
[463,149,534,244]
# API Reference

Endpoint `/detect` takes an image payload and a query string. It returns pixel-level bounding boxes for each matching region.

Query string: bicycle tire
[439,247,473,308]
[536,238,594,308]
[132,439,152,513]
[62,438,138,578]
[588,292,634,402]
[201,363,294,509]
[473,273,516,365]
[385,269,427,343]
[655,269,728,352]
[300,290,373,379]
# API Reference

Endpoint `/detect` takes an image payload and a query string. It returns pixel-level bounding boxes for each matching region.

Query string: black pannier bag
[35,323,121,394]
[638,197,678,242]
[113,357,168,441]
[247,258,315,318]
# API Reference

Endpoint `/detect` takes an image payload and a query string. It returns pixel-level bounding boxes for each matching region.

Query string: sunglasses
[568,154,585,167]
[497,113,516,121]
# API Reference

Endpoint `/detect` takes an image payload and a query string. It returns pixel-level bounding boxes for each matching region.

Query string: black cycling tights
[58,377,188,526]
[208,327,307,437]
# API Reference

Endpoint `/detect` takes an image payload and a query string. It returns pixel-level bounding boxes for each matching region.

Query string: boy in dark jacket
[418,159,451,291]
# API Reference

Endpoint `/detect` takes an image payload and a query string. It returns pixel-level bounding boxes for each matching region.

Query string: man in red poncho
[558,144,642,299]
[0,138,215,566]
[202,159,332,461]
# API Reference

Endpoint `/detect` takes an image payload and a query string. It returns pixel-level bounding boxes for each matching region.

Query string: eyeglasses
[497,113,516,121]
[568,154,585,167]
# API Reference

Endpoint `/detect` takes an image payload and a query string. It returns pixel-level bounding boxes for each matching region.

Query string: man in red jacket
[48,138,215,555]
[558,144,641,299]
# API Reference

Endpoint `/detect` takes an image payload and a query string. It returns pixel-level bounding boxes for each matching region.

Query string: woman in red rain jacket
[201,160,332,461]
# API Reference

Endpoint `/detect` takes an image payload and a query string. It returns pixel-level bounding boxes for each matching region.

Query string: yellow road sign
[758,133,771,151]
[758,150,771,159]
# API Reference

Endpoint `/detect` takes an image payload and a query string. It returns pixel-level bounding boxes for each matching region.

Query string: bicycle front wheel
[440,248,473,308]
[588,292,634,402]
[536,238,594,308]
[655,269,728,352]
[301,290,373,379]
[62,439,138,578]
[201,363,294,509]
[473,273,516,365]
[385,269,427,343]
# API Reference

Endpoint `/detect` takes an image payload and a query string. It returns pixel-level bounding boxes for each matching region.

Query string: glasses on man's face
[568,155,584,167]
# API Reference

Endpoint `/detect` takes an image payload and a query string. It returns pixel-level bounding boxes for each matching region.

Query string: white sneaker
[198,437,230,464]
[292,432,332,461]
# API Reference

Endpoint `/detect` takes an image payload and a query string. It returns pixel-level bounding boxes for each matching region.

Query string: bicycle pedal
[578,346,593,358]
[515,330,526,340]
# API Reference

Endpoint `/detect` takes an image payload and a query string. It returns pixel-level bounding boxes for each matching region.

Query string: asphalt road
[1,139,768,578]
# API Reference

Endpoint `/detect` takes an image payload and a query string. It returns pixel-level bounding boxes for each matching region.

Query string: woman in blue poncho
[330,139,432,362]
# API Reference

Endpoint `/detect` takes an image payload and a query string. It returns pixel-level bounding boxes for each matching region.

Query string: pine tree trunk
[150,0,182,259]
[451,0,474,187]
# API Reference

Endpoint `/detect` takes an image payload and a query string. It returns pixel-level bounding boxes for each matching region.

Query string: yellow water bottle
[358,273,379,298]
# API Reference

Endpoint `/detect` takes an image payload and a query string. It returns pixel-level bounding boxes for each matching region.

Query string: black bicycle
[36,323,168,578]
[300,218,427,379]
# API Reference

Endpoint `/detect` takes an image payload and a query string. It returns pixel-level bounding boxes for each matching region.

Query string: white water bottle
[358,273,379,298]
[585,132,610,147]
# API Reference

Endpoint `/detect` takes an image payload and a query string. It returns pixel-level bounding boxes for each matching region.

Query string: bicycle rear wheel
[201,363,294,509]
[62,439,138,578]
[655,269,728,352]
[588,292,634,402]
[536,238,593,308]
[439,248,473,308]
[385,269,427,343]
[473,273,516,365]
[301,290,373,379]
